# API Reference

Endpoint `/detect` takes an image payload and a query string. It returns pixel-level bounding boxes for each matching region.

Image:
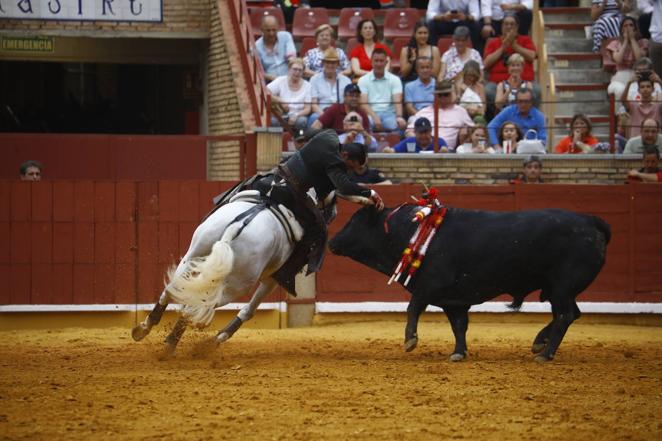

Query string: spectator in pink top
[405,80,474,151]
[607,16,649,99]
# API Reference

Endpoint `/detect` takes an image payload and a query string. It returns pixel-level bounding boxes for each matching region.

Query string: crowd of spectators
[256,1,662,160]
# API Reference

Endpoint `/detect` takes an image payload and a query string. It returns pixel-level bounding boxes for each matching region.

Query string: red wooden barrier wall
[319,184,662,304]
[0,180,285,305]
[1,134,209,180]
[1,181,661,305]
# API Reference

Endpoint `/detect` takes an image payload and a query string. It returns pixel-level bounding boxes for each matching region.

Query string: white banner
[0,0,163,22]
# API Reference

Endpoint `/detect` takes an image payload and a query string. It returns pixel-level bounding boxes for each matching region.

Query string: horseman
[216,128,385,295]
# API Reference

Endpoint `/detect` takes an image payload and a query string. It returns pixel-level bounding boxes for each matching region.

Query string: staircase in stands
[543,7,611,143]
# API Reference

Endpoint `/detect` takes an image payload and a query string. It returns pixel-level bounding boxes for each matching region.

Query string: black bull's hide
[329,206,611,362]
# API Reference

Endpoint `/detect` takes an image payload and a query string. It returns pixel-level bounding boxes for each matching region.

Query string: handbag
[516,129,546,154]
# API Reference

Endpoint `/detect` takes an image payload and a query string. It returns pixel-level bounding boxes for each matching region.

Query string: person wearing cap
[487,87,546,149]
[311,83,371,133]
[303,24,351,79]
[358,48,406,132]
[406,80,474,151]
[438,26,484,83]
[309,48,352,127]
[404,57,436,117]
[389,117,449,153]
[292,129,307,151]
[512,155,543,183]
[255,15,296,83]
[338,112,378,152]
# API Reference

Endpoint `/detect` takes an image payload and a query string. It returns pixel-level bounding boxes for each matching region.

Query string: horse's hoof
[216,332,231,344]
[404,337,418,352]
[131,324,150,342]
[449,353,466,362]
[156,343,177,361]
[531,343,546,354]
[534,354,552,363]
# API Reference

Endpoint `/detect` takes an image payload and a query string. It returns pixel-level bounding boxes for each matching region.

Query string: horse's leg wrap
[216,317,243,343]
[132,292,169,341]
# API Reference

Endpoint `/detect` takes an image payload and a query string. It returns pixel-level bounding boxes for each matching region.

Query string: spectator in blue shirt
[389,117,449,153]
[255,15,296,82]
[487,88,546,149]
[404,57,436,117]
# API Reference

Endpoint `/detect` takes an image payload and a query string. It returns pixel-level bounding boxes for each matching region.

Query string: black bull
[328,206,611,362]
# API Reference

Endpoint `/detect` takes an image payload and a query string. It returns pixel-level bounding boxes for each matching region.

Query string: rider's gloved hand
[370,190,384,211]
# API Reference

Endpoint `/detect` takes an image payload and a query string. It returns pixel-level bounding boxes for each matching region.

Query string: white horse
[131,191,303,355]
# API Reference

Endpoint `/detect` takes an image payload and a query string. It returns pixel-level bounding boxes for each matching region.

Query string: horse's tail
[166,223,239,311]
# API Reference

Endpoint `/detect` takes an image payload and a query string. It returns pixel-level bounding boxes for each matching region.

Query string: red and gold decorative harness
[385,188,447,287]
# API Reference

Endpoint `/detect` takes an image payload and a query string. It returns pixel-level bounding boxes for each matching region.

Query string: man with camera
[311,84,370,134]
[338,112,378,152]
[620,59,662,112]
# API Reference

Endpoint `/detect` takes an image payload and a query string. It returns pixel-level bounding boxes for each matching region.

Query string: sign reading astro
[0,0,163,23]
[1,35,55,52]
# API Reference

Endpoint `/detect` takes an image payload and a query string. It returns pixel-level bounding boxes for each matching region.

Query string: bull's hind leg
[535,300,581,362]
[404,298,428,352]
[132,291,170,341]
[531,321,554,354]
[216,279,277,344]
[442,305,470,362]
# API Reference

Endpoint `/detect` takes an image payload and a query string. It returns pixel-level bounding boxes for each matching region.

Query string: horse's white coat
[166,201,296,327]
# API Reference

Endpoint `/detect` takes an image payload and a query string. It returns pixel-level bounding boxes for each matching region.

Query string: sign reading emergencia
[0,0,163,22]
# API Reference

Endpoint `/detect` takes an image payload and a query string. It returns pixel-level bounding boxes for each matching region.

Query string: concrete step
[551,69,611,84]
[554,85,609,116]
[545,23,591,40]
[548,53,602,70]
[542,7,591,24]
[545,37,593,53]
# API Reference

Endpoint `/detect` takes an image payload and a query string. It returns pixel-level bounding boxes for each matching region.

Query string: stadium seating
[300,37,317,56]
[337,8,376,40]
[249,7,286,38]
[389,37,410,72]
[292,8,330,40]
[383,8,421,41]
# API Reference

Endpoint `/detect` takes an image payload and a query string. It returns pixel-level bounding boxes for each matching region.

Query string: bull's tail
[166,223,239,314]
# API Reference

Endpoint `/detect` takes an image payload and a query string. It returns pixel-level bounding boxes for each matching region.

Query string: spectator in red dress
[483,14,537,109]
[350,19,392,79]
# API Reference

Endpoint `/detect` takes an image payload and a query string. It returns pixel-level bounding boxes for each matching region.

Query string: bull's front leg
[216,279,277,344]
[132,291,170,341]
[442,305,470,362]
[404,298,428,352]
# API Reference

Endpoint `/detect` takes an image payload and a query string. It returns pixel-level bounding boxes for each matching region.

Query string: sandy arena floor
[0,320,661,441]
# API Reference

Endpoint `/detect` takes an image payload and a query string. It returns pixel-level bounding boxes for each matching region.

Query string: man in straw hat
[406,79,474,151]
[309,47,352,127]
